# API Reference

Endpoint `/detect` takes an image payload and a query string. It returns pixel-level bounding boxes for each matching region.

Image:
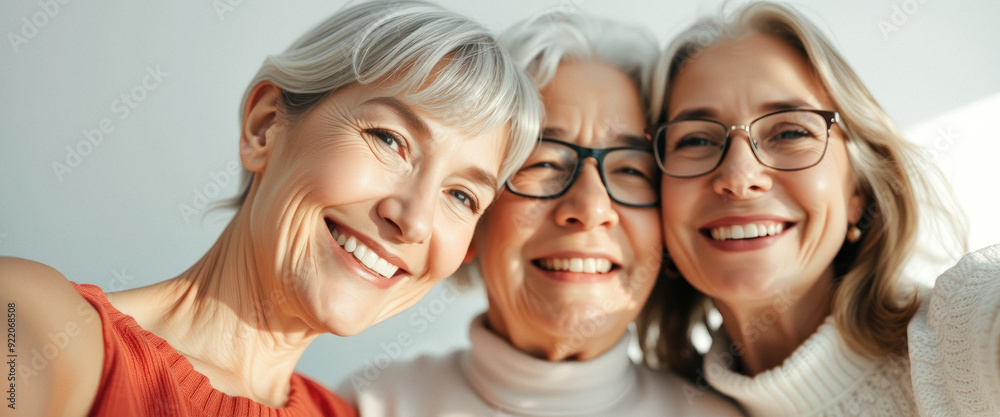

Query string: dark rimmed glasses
[505,138,659,207]
[647,109,840,178]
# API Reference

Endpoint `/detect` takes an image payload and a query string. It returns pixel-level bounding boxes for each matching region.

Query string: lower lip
[702,227,790,252]
[325,225,399,290]
[532,263,617,284]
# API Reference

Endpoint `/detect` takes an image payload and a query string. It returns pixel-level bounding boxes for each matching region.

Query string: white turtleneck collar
[460,314,637,415]
[704,316,881,416]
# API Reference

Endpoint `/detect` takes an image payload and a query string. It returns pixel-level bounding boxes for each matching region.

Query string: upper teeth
[538,258,613,274]
[331,228,399,279]
[710,223,784,241]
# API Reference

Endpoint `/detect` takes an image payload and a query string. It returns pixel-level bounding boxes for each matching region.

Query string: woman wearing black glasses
[339,11,740,417]
[641,2,1000,416]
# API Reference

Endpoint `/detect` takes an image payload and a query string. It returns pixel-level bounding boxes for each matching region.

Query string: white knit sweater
[339,315,741,416]
[704,244,1000,416]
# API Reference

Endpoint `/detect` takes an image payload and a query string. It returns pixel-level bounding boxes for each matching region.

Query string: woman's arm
[0,257,104,417]
[908,244,1000,415]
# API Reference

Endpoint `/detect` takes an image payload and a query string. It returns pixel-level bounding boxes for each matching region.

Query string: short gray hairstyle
[501,11,659,100]
[227,0,542,207]
[454,11,659,285]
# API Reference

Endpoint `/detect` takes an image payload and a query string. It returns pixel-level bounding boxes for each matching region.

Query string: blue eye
[449,189,479,213]
[366,128,403,154]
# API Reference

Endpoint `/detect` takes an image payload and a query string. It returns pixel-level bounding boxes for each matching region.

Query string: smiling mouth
[532,257,617,274]
[706,222,791,241]
[325,219,402,279]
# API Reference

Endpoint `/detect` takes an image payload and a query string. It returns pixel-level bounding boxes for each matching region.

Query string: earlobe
[240,82,281,173]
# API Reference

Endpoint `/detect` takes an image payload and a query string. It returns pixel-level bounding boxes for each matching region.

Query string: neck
[124,207,319,407]
[484,309,623,362]
[714,273,833,376]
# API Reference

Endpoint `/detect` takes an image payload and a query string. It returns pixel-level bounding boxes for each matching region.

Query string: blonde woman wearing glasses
[640,2,1000,416]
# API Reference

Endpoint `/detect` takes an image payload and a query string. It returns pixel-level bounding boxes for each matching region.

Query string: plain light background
[2,0,998,388]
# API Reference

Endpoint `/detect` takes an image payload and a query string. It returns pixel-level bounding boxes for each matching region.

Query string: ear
[847,186,866,225]
[240,82,281,173]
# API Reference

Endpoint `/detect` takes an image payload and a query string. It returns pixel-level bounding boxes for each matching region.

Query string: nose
[712,130,772,199]
[553,159,619,230]
[377,174,435,244]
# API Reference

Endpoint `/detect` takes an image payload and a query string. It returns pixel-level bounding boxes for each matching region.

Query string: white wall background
[2,0,998,388]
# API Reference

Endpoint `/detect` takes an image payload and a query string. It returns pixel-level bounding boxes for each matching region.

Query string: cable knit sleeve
[908,244,1000,416]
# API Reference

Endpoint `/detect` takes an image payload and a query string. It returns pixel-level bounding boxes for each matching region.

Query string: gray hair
[501,10,659,100]
[226,0,542,207]
[454,11,659,286]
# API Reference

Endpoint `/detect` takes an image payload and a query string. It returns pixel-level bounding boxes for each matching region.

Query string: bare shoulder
[0,257,104,416]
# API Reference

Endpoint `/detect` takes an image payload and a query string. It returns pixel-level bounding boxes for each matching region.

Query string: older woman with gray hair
[339,11,741,416]
[0,1,540,415]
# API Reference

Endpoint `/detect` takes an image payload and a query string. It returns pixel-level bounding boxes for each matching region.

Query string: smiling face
[242,81,506,337]
[473,61,662,361]
[660,33,864,311]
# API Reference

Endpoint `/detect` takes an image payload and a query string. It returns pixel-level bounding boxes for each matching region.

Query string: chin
[531,301,617,339]
[309,296,380,337]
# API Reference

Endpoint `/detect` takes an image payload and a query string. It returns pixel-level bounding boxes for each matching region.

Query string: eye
[615,166,651,179]
[364,128,406,155]
[674,136,716,150]
[769,126,814,141]
[609,161,658,185]
[448,189,480,214]
[523,160,567,171]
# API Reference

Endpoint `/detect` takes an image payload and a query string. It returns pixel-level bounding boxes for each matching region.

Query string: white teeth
[353,244,368,261]
[538,257,613,274]
[360,250,379,269]
[374,258,389,274]
[329,225,400,279]
[709,223,785,241]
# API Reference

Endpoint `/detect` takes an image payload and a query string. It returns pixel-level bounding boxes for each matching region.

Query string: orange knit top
[71,283,357,417]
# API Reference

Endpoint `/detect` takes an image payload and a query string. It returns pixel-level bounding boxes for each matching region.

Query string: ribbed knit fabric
[339,314,742,416]
[704,244,1000,416]
[72,283,356,417]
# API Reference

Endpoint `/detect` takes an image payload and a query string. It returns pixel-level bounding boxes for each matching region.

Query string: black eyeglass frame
[504,137,659,208]
[646,109,841,178]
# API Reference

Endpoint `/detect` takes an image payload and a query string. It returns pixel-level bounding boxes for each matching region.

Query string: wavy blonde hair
[638,1,968,381]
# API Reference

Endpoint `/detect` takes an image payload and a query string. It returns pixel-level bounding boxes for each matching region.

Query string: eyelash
[364,128,406,157]
[362,126,482,215]
[449,189,480,214]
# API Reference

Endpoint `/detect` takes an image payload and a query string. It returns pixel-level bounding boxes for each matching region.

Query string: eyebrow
[464,166,499,194]
[669,99,820,122]
[541,127,650,148]
[362,96,498,193]
[362,96,431,139]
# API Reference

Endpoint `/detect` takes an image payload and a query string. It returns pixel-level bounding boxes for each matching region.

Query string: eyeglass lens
[656,110,831,177]
[506,140,659,206]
